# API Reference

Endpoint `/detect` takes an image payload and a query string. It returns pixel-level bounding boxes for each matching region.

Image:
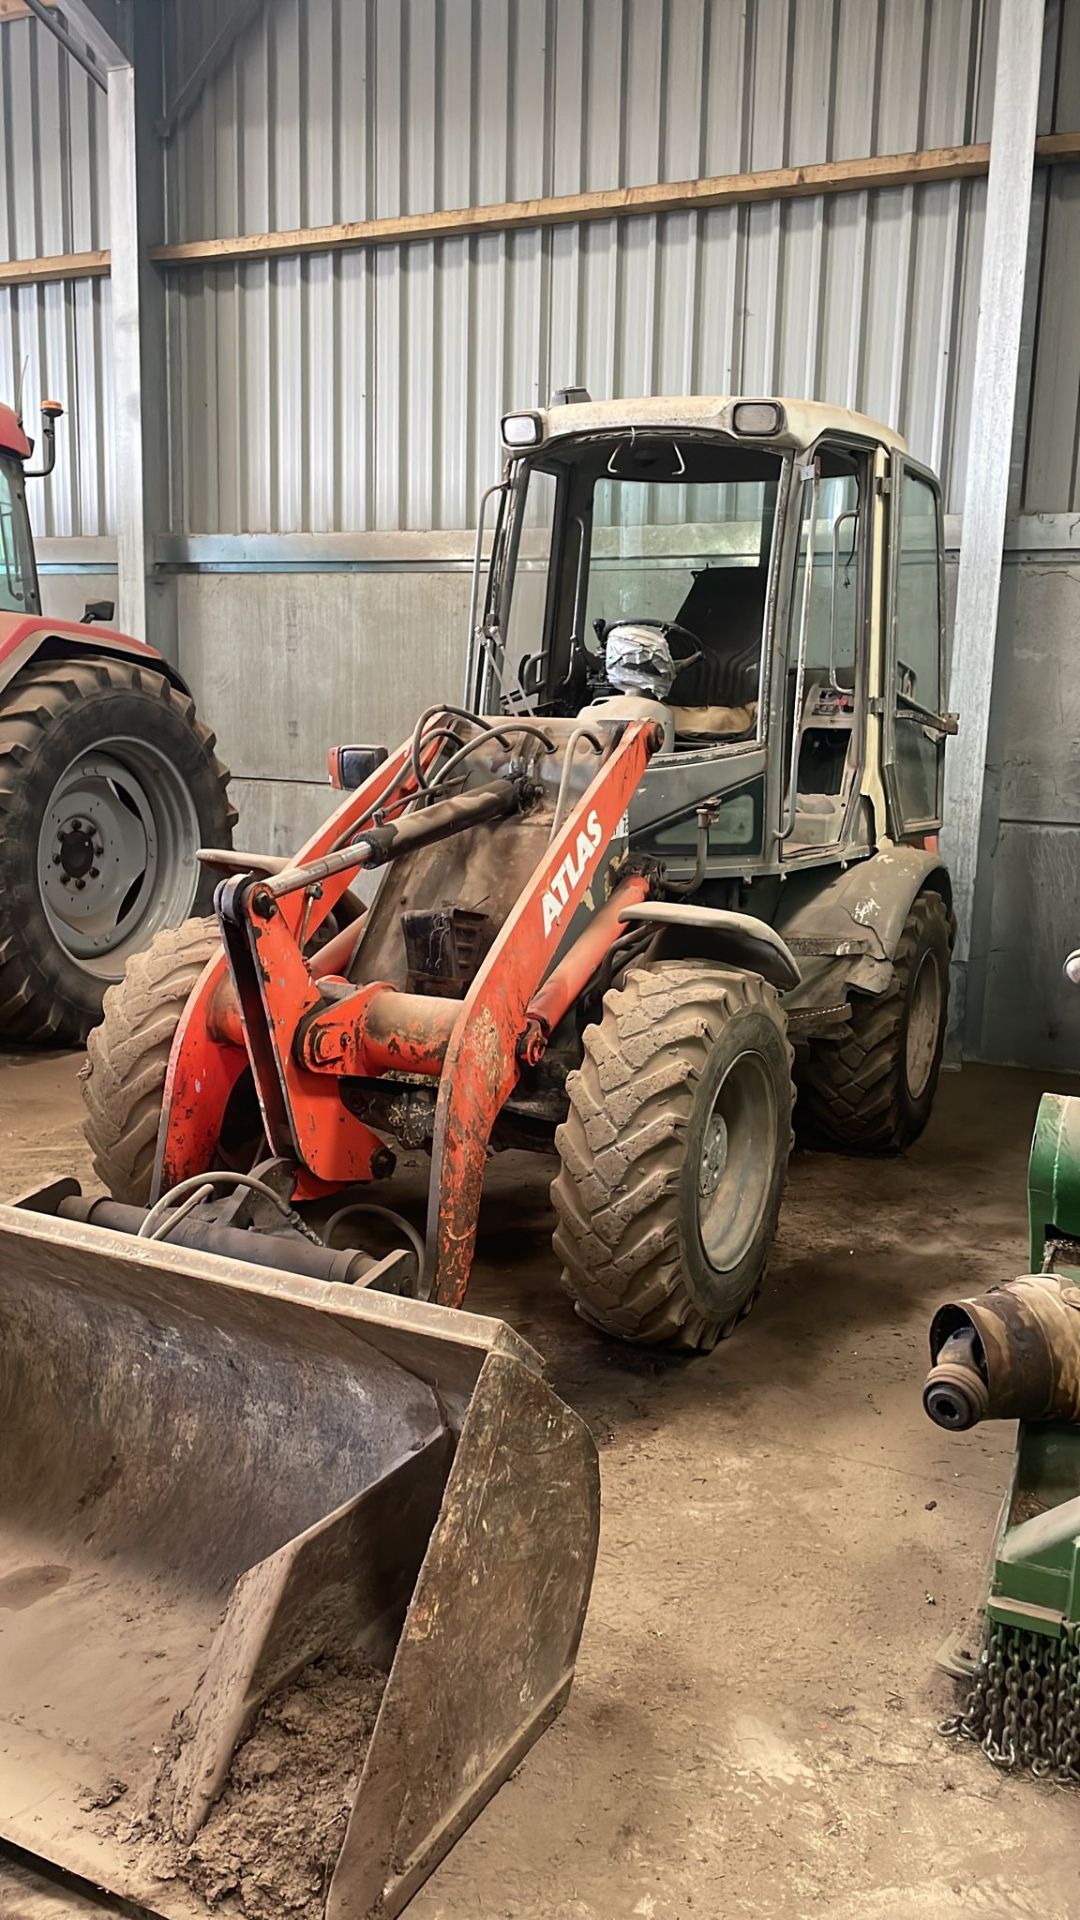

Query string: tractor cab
[470,396,954,882]
[0,402,41,617]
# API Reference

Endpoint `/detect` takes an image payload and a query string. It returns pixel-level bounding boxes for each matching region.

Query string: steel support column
[104,60,148,642]
[941,0,1046,1048]
[106,3,173,656]
[26,1,172,656]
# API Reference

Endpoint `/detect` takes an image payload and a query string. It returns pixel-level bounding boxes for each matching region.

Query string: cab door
[882,457,954,836]
[778,444,871,859]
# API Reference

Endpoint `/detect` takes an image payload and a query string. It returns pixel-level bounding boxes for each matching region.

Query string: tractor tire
[0,655,234,1046]
[798,890,951,1153]
[551,962,795,1352]
[81,917,221,1206]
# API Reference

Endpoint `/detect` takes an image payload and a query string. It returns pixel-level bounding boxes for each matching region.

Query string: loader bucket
[0,1203,599,1920]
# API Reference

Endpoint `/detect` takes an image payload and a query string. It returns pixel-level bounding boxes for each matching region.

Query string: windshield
[493,435,785,737]
[0,456,36,615]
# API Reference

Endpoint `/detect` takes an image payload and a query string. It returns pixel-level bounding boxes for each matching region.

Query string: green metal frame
[1028,1091,1080,1271]
[949,1091,1080,1775]
[987,1423,1080,1638]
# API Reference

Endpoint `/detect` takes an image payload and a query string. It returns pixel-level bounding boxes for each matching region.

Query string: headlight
[501,411,543,448]
[731,400,785,436]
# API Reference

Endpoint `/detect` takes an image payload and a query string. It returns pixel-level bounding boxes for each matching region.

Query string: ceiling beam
[18,0,101,86]
[54,0,127,66]
[159,0,270,141]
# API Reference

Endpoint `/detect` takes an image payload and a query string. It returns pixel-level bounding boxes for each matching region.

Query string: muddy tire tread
[81,917,220,1204]
[551,961,793,1353]
[0,657,233,1045]
[798,891,950,1152]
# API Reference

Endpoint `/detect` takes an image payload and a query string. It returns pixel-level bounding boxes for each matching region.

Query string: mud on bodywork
[775,844,952,1004]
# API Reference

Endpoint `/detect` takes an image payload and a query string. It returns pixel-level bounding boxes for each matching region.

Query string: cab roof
[518,395,909,457]
[0,404,31,461]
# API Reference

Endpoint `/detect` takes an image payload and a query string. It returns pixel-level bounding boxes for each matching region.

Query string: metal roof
[527,395,911,457]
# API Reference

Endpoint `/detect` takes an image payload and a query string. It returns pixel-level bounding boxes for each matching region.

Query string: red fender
[0,611,189,695]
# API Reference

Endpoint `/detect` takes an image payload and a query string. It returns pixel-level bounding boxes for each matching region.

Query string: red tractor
[0,399,233,1042]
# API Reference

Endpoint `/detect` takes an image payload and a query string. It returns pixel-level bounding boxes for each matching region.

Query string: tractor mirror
[80,599,115,625]
[328,743,388,790]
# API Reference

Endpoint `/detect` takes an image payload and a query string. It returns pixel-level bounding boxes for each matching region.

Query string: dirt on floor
[0,1051,1078,1920]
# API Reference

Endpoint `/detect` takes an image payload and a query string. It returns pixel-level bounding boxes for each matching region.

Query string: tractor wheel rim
[38,737,199,979]
[697,1050,777,1273]
[905,949,942,1101]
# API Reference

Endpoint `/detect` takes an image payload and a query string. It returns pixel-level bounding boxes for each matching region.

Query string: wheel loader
[0,397,234,1044]
[0,393,957,1918]
[78,390,957,1350]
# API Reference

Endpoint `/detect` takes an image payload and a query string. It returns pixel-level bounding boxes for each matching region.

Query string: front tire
[551,962,795,1352]
[0,656,234,1045]
[81,917,221,1205]
[798,890,951,1153]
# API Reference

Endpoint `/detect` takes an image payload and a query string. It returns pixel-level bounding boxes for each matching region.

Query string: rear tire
[551,962,794,1352]
[798,890,951,1153]
[81,917,221,1206]
[0,656,234,1045]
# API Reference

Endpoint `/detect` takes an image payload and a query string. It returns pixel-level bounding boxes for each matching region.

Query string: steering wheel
[593,618,702,676]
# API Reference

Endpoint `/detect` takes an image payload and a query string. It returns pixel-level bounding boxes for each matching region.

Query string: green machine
[924,1089,1080,1776]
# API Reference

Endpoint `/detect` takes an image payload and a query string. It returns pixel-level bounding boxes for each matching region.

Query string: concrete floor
[1,1053,1078,1920]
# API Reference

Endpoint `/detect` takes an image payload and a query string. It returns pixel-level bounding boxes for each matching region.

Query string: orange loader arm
[154,717,661,1309]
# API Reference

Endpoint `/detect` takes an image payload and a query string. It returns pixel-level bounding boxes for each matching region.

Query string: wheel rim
[37,737,200,980]
[905,949,942,1101]
[696,1050,778,1273]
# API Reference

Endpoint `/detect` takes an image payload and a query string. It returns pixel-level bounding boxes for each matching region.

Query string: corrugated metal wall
[3,0,1076,538]
[0,14,112,536]
[1023,0,1080,509]
[162,0,1007,535]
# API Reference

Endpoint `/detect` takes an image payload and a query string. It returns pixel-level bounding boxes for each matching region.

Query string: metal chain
[1056,1627,1080,1782]
[1031,1631,1059,1777]
[943,1620,1080,1781]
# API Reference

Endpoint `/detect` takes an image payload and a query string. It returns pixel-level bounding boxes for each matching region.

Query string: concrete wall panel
[175,569,472,784]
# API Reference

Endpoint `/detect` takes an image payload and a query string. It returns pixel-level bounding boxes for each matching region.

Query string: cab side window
[891,471,944,826]
[0,461,32,614]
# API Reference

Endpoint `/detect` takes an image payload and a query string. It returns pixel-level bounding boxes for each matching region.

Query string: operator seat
[668,566,765,709]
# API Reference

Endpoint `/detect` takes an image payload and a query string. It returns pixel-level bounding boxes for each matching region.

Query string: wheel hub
[36,740,201,980]
[696,1051,778,1275]
[905,950,943,1101]
[54,817,102,885]
[699,1115,729,1198]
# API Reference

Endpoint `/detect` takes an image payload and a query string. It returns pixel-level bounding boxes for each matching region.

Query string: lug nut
[89,866,100,879]
[75,879,86,891]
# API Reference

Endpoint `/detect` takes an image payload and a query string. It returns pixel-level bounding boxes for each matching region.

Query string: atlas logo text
[542,810,603,936]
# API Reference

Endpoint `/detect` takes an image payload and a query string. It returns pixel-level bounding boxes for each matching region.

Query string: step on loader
[1,394,957,1915]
